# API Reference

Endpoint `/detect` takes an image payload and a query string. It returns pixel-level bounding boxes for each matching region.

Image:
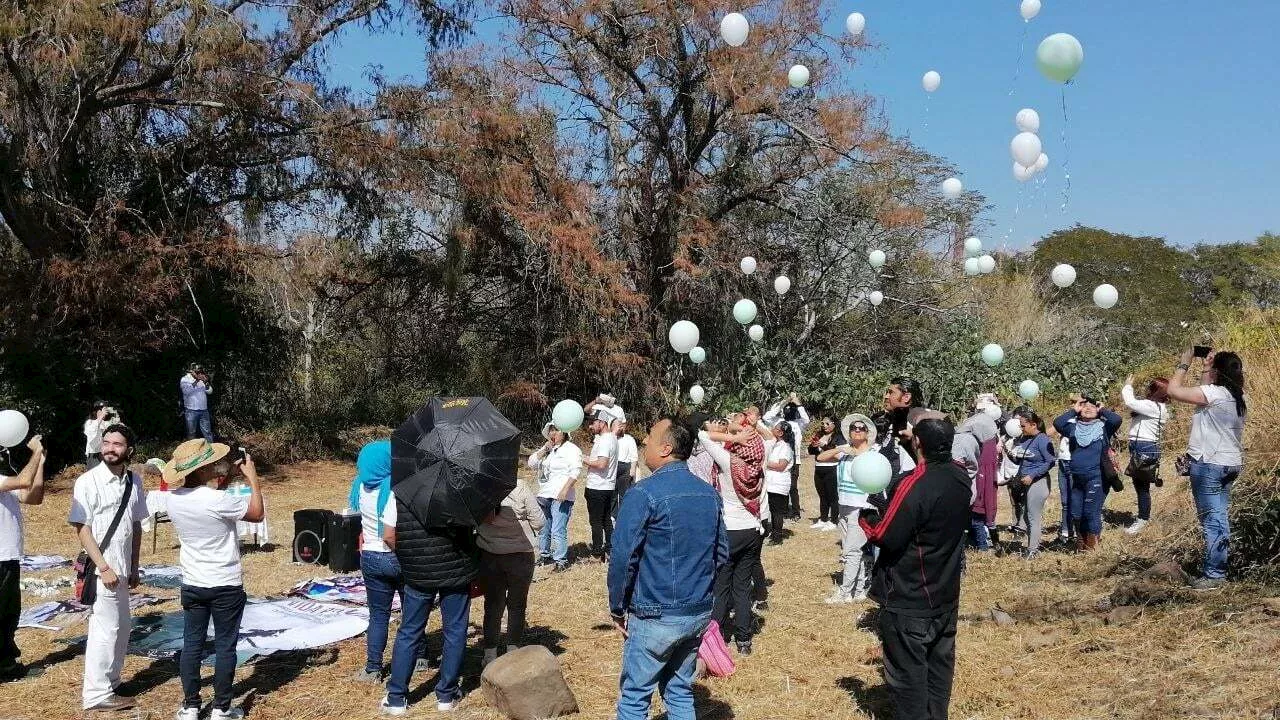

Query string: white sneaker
[482,647,497,668]
[1125,519,1148,535]
[824,589,853,604]
[437,699,458,712]
[212,708,245,720]
[810,520,825,530]
[175,708,200,720]
[822,521,839,532]
[380,696,407,716]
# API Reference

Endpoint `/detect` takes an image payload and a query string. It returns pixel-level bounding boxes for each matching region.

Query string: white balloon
[846,12,866,37]
[551,400,585,433]
[668,320,700,354]
[849,451,893,493]
[964,237,983,257]
[733,299,758,325]
[1005,418,1024,438]
[1050,263,1076,288]
[720,13,749,47]
[688,346,706,364]
[739,256,757,275]
[981,343,1005,367]
[1011,132,1042,168]
[1034,152,1049,172]
[689,384,706,405]
[748,324,765,342]
[1093,283,1120,309]
[1015,108,1041,133]
[787,64,810,89]
[1013,161,1034,182]
[1019,379,1041,401]
[773,275,791,295]
[977,254,997,274]
[0,410,29,448]
[868,290,884,307]
[1020,0,1041,22]
[963,257,981,276]
[941,177,963,200]
[922,70,941,93]
[983,404,1003,421]
[868,249,886,269]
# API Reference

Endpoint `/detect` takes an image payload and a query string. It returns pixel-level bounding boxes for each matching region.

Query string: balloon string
[1008,23,1028,96]
[923,94,930,133]
[1005,182,1024,245]
[1060,86,1072,212]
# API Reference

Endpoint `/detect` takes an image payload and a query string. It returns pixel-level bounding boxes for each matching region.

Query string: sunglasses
[850,424,869,432]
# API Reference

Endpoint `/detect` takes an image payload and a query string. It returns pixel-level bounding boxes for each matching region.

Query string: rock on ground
[480,645,579,720]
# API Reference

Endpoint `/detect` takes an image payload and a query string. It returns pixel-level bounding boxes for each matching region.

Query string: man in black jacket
[860,417,970,720]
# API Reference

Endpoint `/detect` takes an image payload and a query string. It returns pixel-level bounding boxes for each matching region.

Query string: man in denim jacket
[608,417,728,720]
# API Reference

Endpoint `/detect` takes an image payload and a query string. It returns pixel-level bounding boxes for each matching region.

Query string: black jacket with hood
[394,496,480,592]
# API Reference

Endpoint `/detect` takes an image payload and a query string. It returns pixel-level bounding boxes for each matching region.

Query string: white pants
[837,504,872,596]
[82,578,131,708]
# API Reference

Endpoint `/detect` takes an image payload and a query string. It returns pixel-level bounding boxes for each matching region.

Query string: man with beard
[69,424,149,712]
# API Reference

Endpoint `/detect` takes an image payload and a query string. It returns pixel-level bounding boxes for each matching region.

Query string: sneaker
[415,656,440,673]
[353,667,383,683]
[380,695,407,716]
[553,561,570,573]
[752,600,769,613]
[821,521,839,532]
[1125,519,1148,535]
[824,589,853,604]
[538,556,553,566]
[851,590,869,602]
[1023,550,1040,561]
[810,520,826,530]
[175,708,200,720]
[1190,577,1226,591]
[212,709,245,720]
[437,699,458,712]
[482,647,497,668]
[735,640,753,656]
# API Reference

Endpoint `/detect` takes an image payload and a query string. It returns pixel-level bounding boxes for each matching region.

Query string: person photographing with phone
[84,402,119,470]
[180,364,215,441]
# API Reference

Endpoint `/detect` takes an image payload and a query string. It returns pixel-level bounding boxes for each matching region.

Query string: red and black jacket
[859,460,971,617]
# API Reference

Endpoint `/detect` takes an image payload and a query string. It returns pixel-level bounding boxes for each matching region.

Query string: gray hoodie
[953,413,998,503]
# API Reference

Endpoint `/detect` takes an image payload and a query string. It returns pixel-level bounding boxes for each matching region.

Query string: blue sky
[324,1,1279,250]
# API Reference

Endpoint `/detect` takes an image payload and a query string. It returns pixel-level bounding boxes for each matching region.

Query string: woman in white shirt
[762,423,795,547]
[528,423,582,572]
[1167,349,1246,589]
[347,440,404,684]
[817,414,876,604]
[612,421,639,519]
[1121,375,1170,535]
[83,402,114,469]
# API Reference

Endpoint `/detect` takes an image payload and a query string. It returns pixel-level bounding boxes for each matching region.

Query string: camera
[104,406,119,422]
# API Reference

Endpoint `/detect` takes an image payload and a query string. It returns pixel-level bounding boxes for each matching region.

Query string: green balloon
[732,299,758,325]
[1036,33,1084,84]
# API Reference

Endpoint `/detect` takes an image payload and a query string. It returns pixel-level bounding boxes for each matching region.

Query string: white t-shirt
[0,487,22,561]
[763,440,794,495]
[530,443,583,501]
[585,432,619,491]
[84,419,107,455]
[1188,385,1246,467]
[616,434,639,465]
[165,486,250,588]
[68,465,149,578]
[357,484,397,553]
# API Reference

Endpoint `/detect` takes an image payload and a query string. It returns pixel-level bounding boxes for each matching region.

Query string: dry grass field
[3,453,1279,720]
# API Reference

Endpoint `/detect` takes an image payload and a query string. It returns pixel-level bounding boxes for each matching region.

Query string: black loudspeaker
[327,513,362,573]
[293,509,334,565]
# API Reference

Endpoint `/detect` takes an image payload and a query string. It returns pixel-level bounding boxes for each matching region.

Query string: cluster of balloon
[848,451,892,494]
[981,343,1005,367]
[1093,283,1119,309]
[1019,379,1041,401]
[845,12,865,38]
[0,410,29,447]
[941,177,963,200]
[1011,109,1050,182]
[868,249,886,270]
[748,324,765,342]
[1050,263,1076,288]
[669,320,700,353]
[1004,418,1024,438]
[689,346,707,364]
[689,384,706,405]
[551,399,585,432]
[739,256,756,275]
[868,290,884,307]
[788,65,810,89]
[774,275,791,295]
[720,13,749,46]
[733,299,758,325]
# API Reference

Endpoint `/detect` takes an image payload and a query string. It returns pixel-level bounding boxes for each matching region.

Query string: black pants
[814,465,839,523]
[767,492,789,540]
[180,584,247,711]
[584,488,615,553]
[788,464,802,517]
[0,560,19,666]
[478,551,535,648]
[879,607,958,720]
[712,529,764,642]
[612,463,633,519]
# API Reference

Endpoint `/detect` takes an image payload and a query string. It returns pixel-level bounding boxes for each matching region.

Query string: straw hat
[162,438,231,486]
[840,413,878,448]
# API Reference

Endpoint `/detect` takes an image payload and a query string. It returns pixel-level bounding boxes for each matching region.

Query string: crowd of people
[0,347,1249,719]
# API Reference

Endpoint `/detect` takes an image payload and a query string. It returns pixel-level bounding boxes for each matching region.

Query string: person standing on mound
[609,418,727,720]
[860,418,970,720]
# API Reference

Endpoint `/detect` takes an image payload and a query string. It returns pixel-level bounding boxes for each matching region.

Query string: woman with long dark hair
[1011,410,1055,559]
[763,422,795,545]
[1167,349,1246,590]
[1121,375,1169,535]
[807,418,843,530]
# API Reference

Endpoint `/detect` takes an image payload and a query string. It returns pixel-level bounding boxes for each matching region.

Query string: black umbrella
[391,397,521,528]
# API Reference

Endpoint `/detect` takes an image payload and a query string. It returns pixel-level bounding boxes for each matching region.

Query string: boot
[1081,533,1099,551]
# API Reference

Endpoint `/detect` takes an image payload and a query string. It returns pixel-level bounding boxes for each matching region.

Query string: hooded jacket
[394,496,480,591]
[954,414,1000,522]
[860,458,972,617]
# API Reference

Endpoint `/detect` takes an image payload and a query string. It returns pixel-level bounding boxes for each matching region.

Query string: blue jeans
[537,498,574,563]
[1189,460,1239,580]
[360,550,403,674]
[386,585,471,707]
[1129,440,1160,521]
[1070,470,1104,536]
[179,585,246,711]
[968,512,990,551]
[616,612,710,720]
[1057,460,1073,538]
[184,408,213,441]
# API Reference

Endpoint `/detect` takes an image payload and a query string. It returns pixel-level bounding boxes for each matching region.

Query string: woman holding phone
[1120,375,1169,534]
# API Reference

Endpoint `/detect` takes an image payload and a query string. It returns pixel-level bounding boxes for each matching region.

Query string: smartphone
[1193,345,1211,359]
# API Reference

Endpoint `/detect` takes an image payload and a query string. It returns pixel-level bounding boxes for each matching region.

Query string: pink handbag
[698,620,736,678]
